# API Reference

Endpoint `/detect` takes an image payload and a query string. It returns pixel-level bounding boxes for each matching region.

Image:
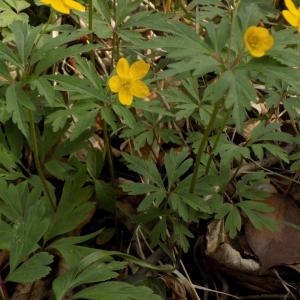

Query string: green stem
[88,0,95,64]
[227,0,241,63]
[103,121,115,182]
[111,0,119,65]
[205,109,230,175]
[28,110,56,210]
[189,100,223,193]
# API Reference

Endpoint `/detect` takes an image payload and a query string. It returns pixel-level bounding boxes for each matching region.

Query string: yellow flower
[40,0,85,14]
[282,0,300,32]
[108,58,150,106]
[244,26,274,58]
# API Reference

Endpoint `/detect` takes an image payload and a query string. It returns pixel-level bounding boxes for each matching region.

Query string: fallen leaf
[206,220,260,273]
[242,119,261,140]
[245,194,300,272]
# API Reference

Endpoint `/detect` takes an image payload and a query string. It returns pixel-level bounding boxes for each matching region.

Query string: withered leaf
[245,194,300,272]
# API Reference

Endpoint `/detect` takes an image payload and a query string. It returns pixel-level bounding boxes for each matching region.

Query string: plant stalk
[111,0,119,64]
[189,100,223,193]
[88,0,95,64]
[28,110,56,209]
[103,121,115,182]
[205,109,230,175]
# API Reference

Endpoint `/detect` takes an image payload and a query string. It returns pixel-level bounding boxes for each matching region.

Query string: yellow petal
[248,49,265,58]
[130,80,149,99]
[118,88,133,106]
[262,34,274,52]
[116,58,130,78]
[282,10,299,27]
[129,60,150,79]
[63,0,85,11]
[243,26,256,43]
[40,0,52,3]
[108,75,121,93]
[50,0,70,13]
[285,0,299,16]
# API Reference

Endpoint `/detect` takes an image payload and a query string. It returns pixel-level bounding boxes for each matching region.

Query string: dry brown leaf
[161,275,189,300]
[206,220,260,273]
[243,119,261,140]
[250,101,268,115]
[245,194,300,272]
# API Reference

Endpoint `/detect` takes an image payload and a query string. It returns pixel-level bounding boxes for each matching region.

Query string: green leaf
[0,183,50,272]
[9,21,41,65]
[33,77,56,106]
[0,220,12,250]
[164,148,192,190]
[72,281,163,300]
[34,44,98,75]
[112,104,137,128]
[224,70,256,131]
[46,74,105,101]
[53,252,126,300]
[172,221,193,253]
[6,84,31,137]
[69,110,98,141]
[122,153,164,187]
[87,148,104,179]
[0,40,21,67]
[0,59,12,81]
[224,205,241,239]
[7,252,54,283]
[95,180,116,213]
[262,144,289,163]
[45,178,94,241]
[238,200,274,213]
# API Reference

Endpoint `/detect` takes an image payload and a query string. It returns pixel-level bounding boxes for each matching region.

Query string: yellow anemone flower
[40,0,85,14]
[108,58,150,106]
[282,0,300,32]
[244,26,274,58]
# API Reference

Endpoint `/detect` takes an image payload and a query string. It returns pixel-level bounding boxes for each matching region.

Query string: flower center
[248,35,260,48]
[120,79,131,90]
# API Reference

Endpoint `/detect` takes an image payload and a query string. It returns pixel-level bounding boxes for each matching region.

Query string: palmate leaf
[248,122,294,144]
[238,202,278,231]
[32,77,56,106]
[122,153,164,187]
[72,282,163,300]
[224,205,241,239]
[164,148,192,190]
[53,252,126,300]
[0,220,12,250]
[7,252,54,283]
[0,182,50,272]
[9,21,41,65]
[217,142,251,172]
[223,70,256,131]
[45,74,105,101]
[243,57,300,91]
[5,83,33,137]
[45,176,95,241]
[0,59,12,82]
[236,172,271,201]
[116,0,142,24]
[0,39,22,67]
[31,29,91,64]
[172,220,194,253]
[34,44,99,75]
